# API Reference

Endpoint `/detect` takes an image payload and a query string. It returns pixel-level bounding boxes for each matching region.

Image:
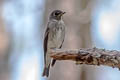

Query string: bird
[42,10,66,77]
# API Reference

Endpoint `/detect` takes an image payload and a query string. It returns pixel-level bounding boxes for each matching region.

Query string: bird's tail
[51,59,56,67]
[42,65,50,77]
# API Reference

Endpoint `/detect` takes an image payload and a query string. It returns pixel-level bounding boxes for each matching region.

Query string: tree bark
[51,48,120,69]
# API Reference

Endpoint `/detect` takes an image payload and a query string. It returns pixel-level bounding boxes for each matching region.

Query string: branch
[51,47,120,69]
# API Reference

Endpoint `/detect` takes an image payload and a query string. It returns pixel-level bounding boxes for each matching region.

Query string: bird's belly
[53,30,63,47]
[48,28,64,49]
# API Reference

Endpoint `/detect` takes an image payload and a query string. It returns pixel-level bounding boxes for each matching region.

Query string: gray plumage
[42,10,65,77]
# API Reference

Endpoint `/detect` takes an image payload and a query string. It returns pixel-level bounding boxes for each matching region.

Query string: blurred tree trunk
[44,0,95,80]
[3,0,46,80]
[0,1,9,80]
[74,1,94,80]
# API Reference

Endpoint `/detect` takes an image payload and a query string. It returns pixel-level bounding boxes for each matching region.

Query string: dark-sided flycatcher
[42,10,66,77]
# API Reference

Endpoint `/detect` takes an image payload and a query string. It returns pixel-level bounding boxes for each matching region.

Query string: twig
[51,47,120,69]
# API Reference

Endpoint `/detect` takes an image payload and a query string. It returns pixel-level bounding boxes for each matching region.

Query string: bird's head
[50,10,66,20]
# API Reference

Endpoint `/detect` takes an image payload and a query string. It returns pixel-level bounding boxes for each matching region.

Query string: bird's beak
[57,12,66,19]
[59,12,66,17]
[63,12,66,14]
[62,12,66,15]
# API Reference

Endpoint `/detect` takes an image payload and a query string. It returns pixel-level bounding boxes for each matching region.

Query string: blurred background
[0,0,120,80]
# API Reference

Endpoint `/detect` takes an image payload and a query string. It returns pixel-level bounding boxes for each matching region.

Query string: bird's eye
[54,12,59,16]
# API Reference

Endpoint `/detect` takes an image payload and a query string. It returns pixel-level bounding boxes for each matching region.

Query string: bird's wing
[59,37,64,48]
[59,24,65,48]
[44,23,50,64]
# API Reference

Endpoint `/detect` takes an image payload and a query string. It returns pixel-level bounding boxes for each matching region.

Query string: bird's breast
[52,22,64,40]
[48,21,65,48]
